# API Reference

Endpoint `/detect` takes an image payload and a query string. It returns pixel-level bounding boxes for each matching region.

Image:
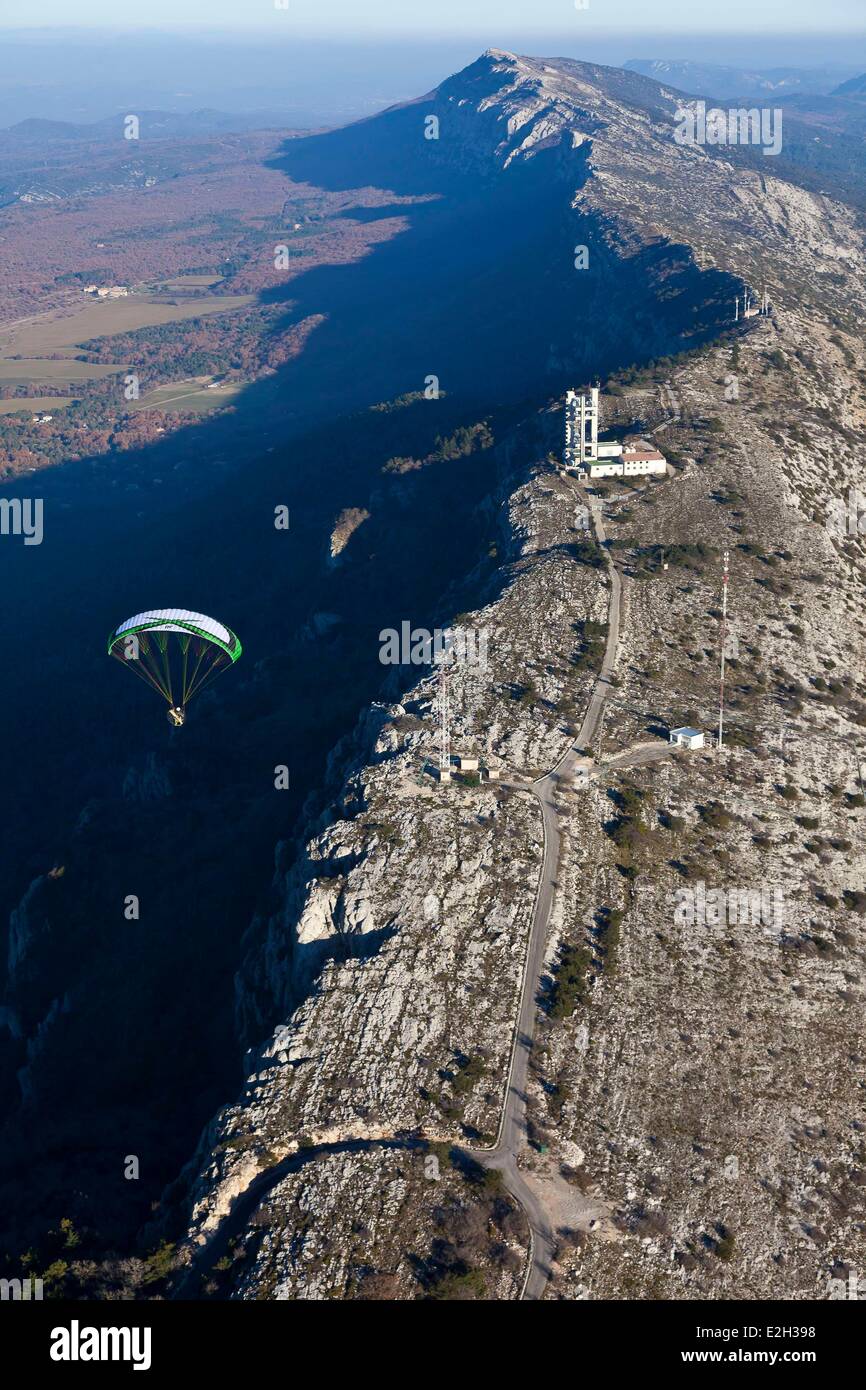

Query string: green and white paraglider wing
[108,608,241,717]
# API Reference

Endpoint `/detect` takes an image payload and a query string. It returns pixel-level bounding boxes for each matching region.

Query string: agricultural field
[154,274,225,292]
[0,396,76,414]
[0,293,255,360]
[0,360,123,382]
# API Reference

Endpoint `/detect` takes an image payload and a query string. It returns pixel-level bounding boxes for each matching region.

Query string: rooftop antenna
[718,549,730,751]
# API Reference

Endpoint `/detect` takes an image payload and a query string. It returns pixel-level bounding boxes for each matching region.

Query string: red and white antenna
[718,549,730,750]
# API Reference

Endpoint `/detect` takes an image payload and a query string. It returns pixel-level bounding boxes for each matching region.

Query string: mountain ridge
[833,72,866,96]
[164,51,866,1301]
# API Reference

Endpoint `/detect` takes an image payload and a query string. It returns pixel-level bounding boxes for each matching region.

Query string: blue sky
[2,0,863,33]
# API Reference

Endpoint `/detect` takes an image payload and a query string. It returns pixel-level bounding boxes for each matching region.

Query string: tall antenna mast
[718,549,730,750]
[435,647,451,776]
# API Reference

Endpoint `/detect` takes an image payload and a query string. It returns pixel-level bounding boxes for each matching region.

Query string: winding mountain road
[182,470,670,1303]
[475,486,624,1298]
[180,482,667,1302]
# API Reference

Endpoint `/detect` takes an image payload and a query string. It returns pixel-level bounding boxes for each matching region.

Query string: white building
[669,727,705,750]
[588,444,668,480]
[564,388,667,479]
[453,754,479,771]
[584,460,621,478]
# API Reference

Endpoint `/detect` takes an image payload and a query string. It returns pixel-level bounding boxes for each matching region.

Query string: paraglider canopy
[108,609,242,721]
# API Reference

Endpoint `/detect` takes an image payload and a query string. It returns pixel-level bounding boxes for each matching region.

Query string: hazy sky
[0,2,861,129]
[2,0,862,34]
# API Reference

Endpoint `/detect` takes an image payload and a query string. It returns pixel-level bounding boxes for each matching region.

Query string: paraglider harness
[167,706,186,728]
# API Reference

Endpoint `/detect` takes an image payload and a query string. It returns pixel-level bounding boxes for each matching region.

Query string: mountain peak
[279,47,863,324]
[833,71,866,96]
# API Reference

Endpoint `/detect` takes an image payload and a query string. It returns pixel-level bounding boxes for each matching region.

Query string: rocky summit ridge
[169,52,866,1301]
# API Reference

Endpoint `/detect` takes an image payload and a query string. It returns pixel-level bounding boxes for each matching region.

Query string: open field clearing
[157,274,225,290]
[0,359,125,382]
[0,292,255,359]
[0,395,76,414]
[131,378,244,414]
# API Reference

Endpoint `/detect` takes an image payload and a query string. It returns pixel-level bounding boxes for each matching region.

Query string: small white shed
[453,754,479,771]
[669,727,705,750]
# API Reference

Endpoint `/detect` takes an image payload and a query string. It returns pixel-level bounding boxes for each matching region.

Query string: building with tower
[563,386,667,479]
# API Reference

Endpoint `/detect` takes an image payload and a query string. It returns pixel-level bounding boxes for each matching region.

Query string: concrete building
[669,727,705,750]
[588,444,668,480]
[564,388,667,479]
[453,754,479,771]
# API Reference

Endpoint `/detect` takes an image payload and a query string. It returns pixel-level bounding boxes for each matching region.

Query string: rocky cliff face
[173,51,866,1299]
[3,873,77,1097]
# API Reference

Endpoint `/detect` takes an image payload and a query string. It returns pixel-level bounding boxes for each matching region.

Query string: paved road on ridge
[476,488,623,1299]
[181,474,674,1302]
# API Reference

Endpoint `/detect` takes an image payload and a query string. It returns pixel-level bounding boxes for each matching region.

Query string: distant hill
[624,59,858,100]
[1,109,304,143]
[832,73,866,96]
